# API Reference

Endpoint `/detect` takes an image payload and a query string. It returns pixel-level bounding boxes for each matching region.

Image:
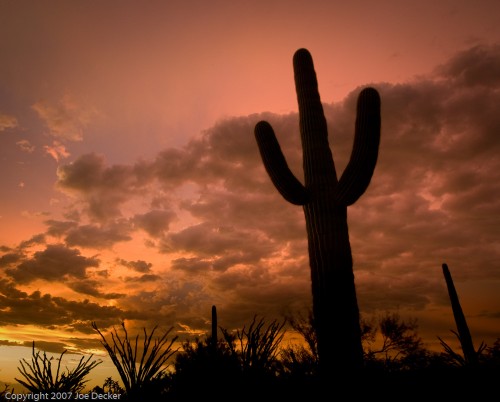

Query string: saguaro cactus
[254,49,380,373]
[211,305,218,350]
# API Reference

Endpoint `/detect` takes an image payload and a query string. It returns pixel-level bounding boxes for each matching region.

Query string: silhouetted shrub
[0,384,14,402]
[168,336,241,400]
[363,311,432,372]
[92,321,177,400]
[223,316,286,375]
[280,312,319,380]
[168,316,287,400]
[91,377,125,395]
[15,342,101,393]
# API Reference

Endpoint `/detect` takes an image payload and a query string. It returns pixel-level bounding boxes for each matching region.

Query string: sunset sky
[1,0,500,389]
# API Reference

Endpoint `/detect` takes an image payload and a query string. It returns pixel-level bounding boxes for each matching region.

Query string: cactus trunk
[441,263,478,366]
[305,204,362,372]
[255,49,380,374]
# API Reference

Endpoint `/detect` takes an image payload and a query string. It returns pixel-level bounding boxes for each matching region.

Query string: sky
[1,0,500,389]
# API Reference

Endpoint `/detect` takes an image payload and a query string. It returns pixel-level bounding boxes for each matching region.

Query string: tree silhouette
[362,312,430,372]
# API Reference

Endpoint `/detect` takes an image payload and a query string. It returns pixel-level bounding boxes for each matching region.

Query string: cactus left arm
[255,121,309,205]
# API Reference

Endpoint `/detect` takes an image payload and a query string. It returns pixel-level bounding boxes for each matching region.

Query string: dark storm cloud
[56,153,154,221]
[123,274,161,283]
[0,339,22,346]
[21,340,69,355]
[164,222,273,259]
[345,47,500,280]
[6,244,100,284]
[116,283,215,336]
[64,337,103,352]
[45,219,133,249]
[435,44,500,87]
[45,219,79,237]
[19,234,46,249]
[118,259,153,273]
[151,114,286,191]
[67,279,125,300]
[64,222,132,249]
[0,251,23,267]
[170,257,213,273]
[180,187,306,241]
[0,280,132,330]
[40,44,500,338]
[132,209,177,237]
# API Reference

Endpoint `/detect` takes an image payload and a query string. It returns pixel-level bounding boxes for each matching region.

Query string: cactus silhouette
[211,305,218,351]
[254,48,380,373]
[441,263,478,366]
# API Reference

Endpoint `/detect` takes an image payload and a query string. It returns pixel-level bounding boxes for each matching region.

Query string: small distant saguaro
[441,263,478,366]
[211,305,218,350]
[254,49,381,374]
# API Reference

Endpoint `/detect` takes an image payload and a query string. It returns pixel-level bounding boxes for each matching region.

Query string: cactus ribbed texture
[441,263,478,366]
[255,48,380,374]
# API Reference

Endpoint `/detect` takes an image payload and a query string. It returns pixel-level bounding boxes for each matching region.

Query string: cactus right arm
[333,87,381,206]
[255,121,308,205]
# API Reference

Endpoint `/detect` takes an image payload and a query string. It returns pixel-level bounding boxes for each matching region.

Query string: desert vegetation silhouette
[438,263,487,367]
[254,47,380,375]
[92,321,178,400]
[6,304,499,401]
[14,342,101,393]
[169,306,289,400]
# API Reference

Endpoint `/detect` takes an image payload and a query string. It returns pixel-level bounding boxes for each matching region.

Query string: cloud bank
[1,44,499,351]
